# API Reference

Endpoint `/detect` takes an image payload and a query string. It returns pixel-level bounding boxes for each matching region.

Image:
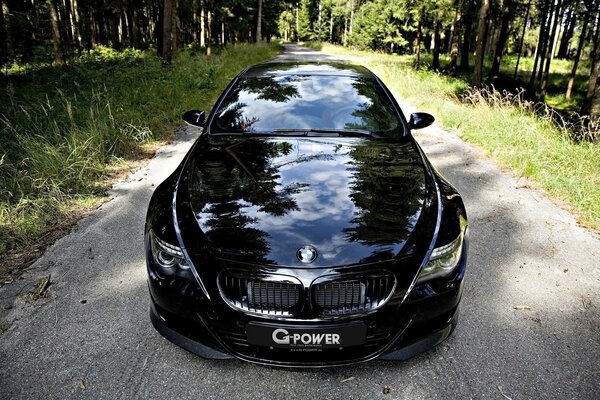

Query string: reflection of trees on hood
[343,140,425,246]
[227,140,306,216]
[187,135,426,265]
[187,138,308,263]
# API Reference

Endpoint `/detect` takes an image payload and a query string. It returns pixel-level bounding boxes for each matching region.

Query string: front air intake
[312,273,396,316]
[218,272,303,316]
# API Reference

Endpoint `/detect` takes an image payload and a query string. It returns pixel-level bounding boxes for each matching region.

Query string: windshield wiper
[305,128,378,138]
[266,129,309,136]
[212,128,379,138]
[270,128,378,138]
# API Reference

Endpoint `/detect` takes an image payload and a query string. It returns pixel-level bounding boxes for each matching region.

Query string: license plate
[246,323,366,349]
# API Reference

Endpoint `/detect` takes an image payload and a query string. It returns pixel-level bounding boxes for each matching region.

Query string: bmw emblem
[297,245,317,263]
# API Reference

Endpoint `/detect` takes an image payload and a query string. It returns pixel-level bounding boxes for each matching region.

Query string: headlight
[417,219,467,283]
[149,230,190,272]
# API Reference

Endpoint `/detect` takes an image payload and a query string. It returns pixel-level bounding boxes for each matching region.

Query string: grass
[310,43,600,230]
[0,43,281,262]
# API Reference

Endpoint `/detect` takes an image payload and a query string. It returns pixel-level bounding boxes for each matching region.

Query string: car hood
[177,136,437,267]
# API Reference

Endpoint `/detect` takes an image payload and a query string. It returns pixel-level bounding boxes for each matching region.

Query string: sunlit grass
[0,43,282,257]
[314,43,600,230]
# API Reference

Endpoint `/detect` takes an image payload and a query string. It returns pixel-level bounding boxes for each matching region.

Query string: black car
[145,62,468,367]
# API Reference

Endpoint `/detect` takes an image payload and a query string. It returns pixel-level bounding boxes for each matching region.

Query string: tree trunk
[349,0,354,36]
[317,0,322,41]
[567,0,593,98]
[485,22,496,55]
[172,0,179,50]
[121,8,128,45]
[582,16,600,117]
[1,0,13,61]
[535,0,556,90]
[63,0,78,50]
[60,0,73,45]
[449,6,462,76]
[557,6,575,59]
[529,0,551,89]
[540,0,562,97]
[206,8,212,55]
[200,4,205,47]
[514,0,531,79]
[192,2,198,44]
[472,0,492,86]
[71,0,82,49]
[111,14,121,49]
[590,7,600,64]
[0,1,5,64]
[432,20,442,70]
[415,19,422,70]
[149,2,157,46]
[161,0,173,63]
[329,11,333,41]
[131,6,140,49]
[47,0,65,65]
[489,0,512,77]
[90,9,98,48]
[460,2,473,70]
[98,10,108,45]
[256,0,263,42]
[296,1,299,42]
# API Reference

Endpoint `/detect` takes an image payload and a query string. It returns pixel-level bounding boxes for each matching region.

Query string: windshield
[210,75,403,137]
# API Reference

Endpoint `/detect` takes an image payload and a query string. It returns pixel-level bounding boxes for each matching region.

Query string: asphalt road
[1,45,599,399]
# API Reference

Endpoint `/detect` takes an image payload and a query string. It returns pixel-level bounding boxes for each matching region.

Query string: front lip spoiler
[150,304,459,367]
[378,308,458,360]
[150,306,233,360]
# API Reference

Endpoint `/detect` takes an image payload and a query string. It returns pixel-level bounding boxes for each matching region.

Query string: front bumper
[150,299,459,366]
[147,251,465,367]
[146,220,467,367]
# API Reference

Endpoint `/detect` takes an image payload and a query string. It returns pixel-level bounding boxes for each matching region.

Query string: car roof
[240,62,375,78]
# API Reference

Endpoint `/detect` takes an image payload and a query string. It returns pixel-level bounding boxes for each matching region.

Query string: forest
[0,0,599,272]
[1,0,599,116]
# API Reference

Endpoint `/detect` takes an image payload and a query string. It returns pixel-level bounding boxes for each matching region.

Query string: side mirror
[182,110,206,127]
[408,112,435,130]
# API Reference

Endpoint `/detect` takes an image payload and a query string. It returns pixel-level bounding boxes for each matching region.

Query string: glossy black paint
[185,136,430,266]
[408,112,435,130]
[145,62,468,367]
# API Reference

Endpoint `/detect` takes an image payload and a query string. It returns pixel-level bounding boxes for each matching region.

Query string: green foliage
[278,10,296,40]
[347,0,408,51]
[0,43,281,257]
[75,46,146,67]
[298,0,318,41]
